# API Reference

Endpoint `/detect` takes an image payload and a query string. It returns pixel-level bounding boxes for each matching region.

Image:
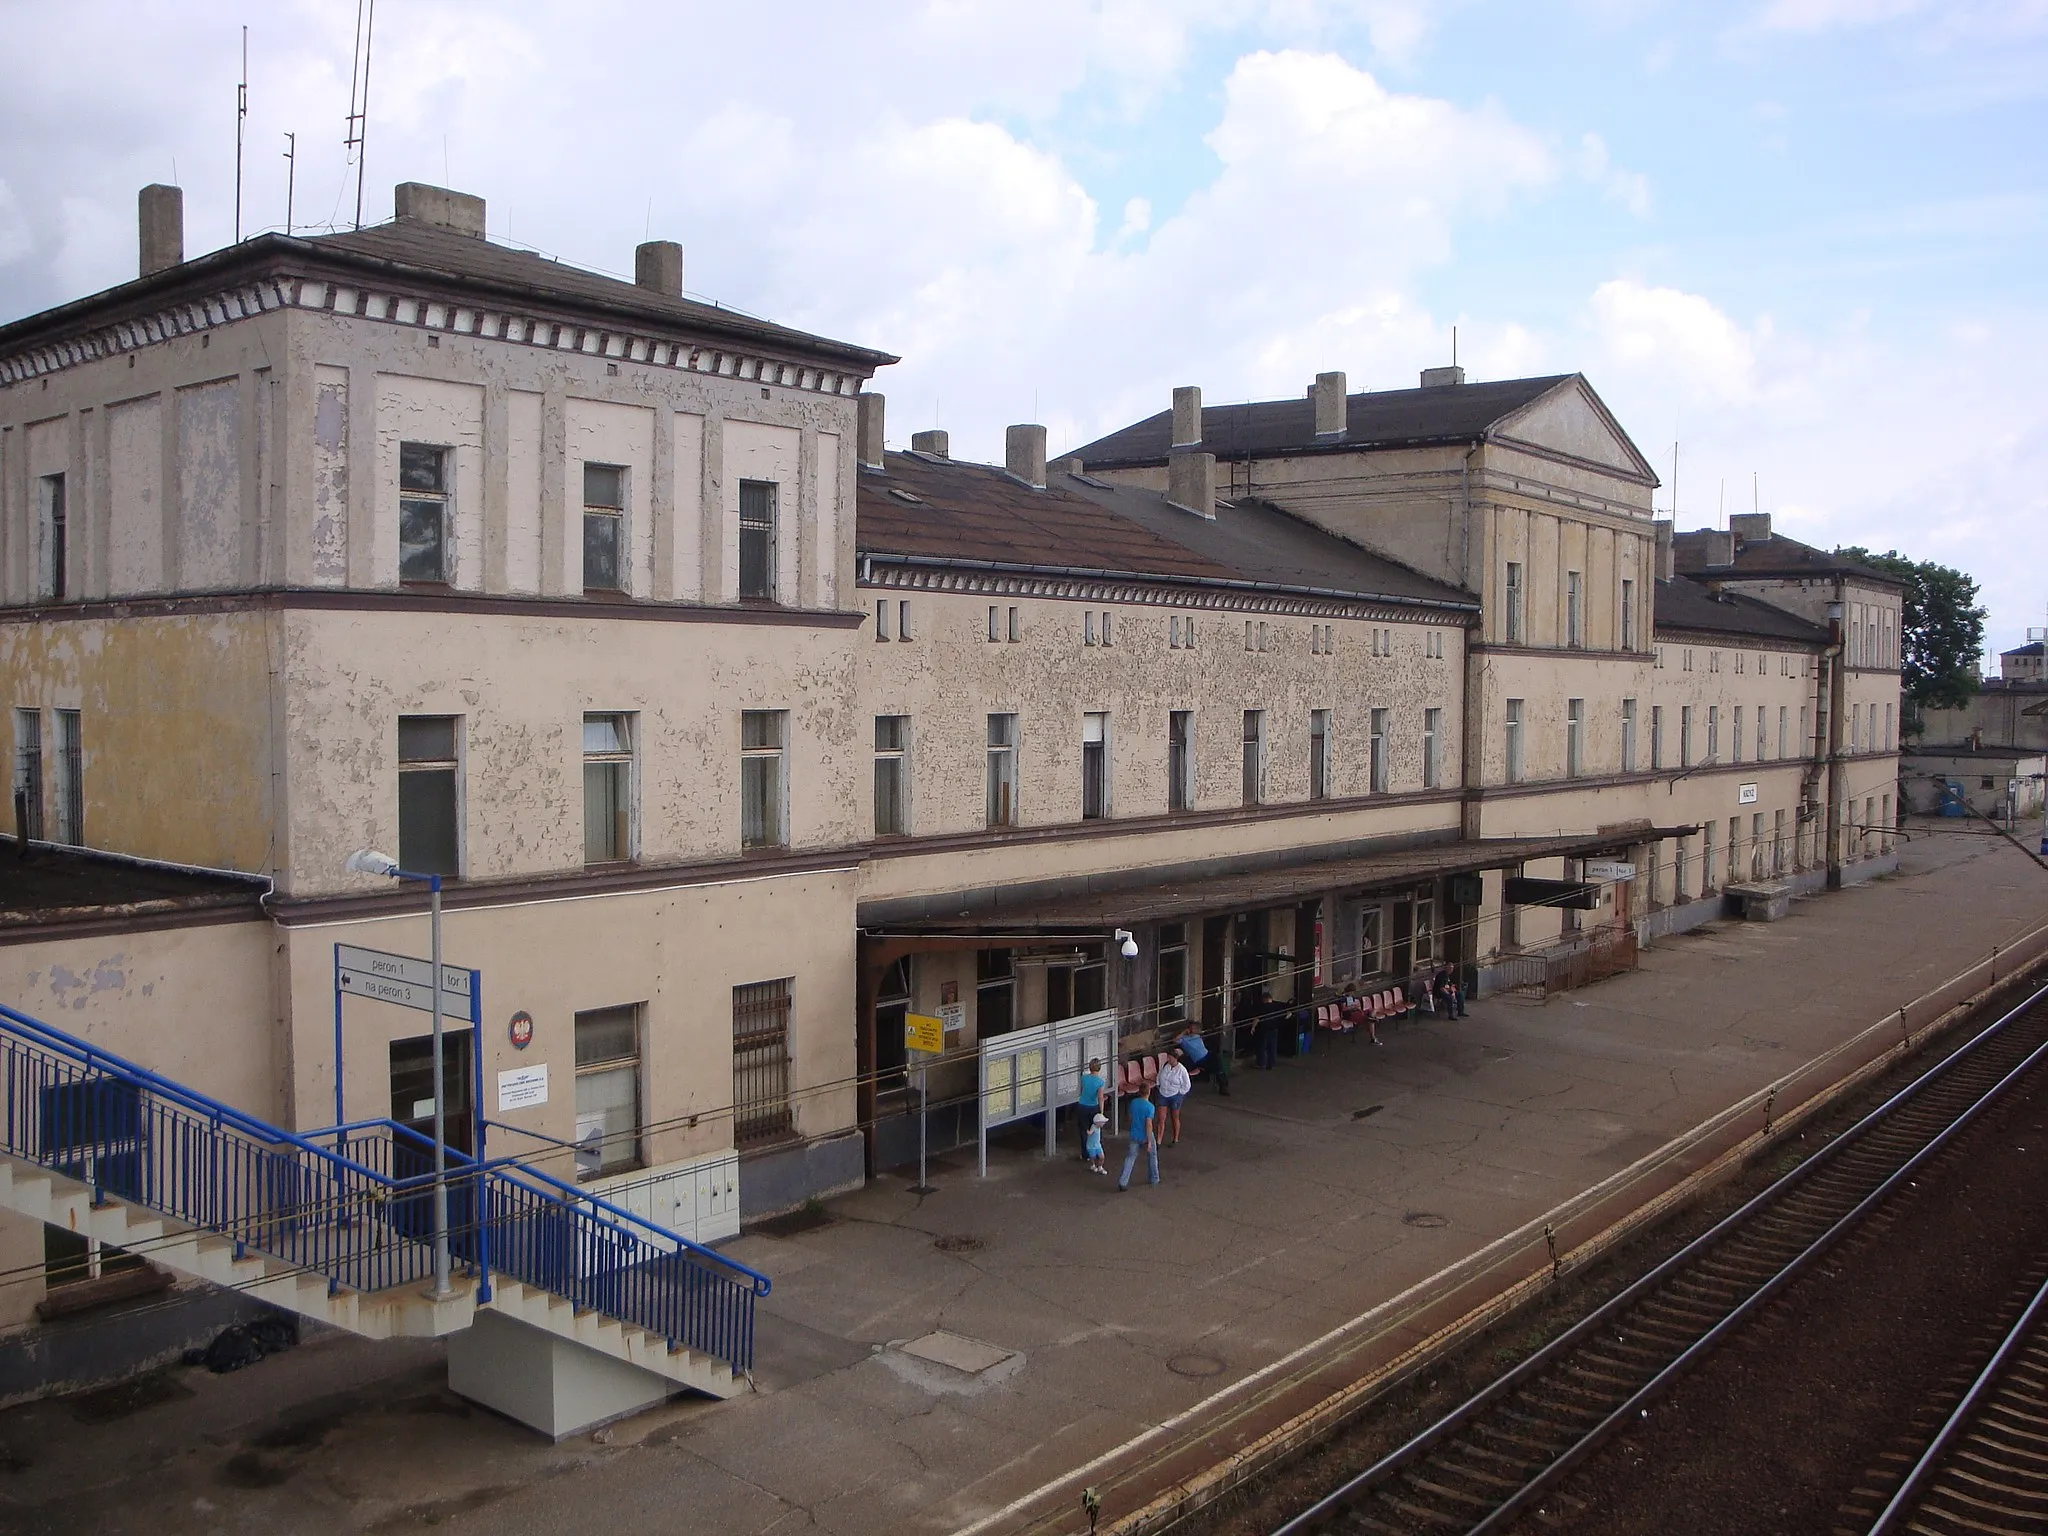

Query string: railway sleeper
[1950,1459,2048,1499]
[1372,1487,1477,1531]
[1400,1472,1501,1512]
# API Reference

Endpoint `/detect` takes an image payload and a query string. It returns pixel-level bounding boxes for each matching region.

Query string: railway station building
[0,180,1901,1381]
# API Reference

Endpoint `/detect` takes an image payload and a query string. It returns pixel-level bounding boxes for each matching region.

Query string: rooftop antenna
[282,132,296,234]
[234,26,248,242]
[1753,470,1760,517]
[343,0,377,230]
[1452,325,1458,368]
[1718,477,1725,529]
[1671,441,1679,520]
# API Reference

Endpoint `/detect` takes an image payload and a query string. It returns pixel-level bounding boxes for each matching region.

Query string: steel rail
[1864,1264,2048,1533]
[1271,975,2048,1536]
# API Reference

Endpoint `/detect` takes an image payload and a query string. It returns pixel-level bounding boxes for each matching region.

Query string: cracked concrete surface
[0,825,2042,1536]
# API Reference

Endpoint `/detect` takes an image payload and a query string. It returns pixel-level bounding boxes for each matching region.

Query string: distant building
[1901,742,2047,820]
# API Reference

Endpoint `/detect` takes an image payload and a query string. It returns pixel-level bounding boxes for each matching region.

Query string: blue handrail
[0,1000,767,1371]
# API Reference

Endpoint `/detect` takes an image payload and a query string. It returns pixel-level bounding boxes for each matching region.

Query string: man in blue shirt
[1119,1087,1160,1190]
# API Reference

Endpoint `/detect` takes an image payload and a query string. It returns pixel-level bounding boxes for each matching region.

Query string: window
[1774,809,1787,875]
[732,980,793,1144]
[1707,704,1720,761]
[987,605,999,642]
[1650,704,1664,770]
[1505,561,1524,643]
[1621,698,1637,773]
[1169,710,1194,811]
[878,600,893,641]
[976,950,1014,1036]
[574,1004,641,1178]
[1423,708,1442,789]
[1675,838,1689,902]
[1778,706,1790,760]
[1504,700,1524,784]
[1241,710,1265,805]
[741,710,788,848]
[1885,703,1894,750]
[582,463,625,591]
[1008,606,1021,643]
[738,479,778,600]
[1310,710,1331,799]
[1085,612,1096,646]
[398,443,451,583]
[874,715,909,835]
[1621,579,1635,651]
[897,601,913,641]
[51,709,82,846]
[1757,705,1767,762]
[1369,708,1390,793]
[1157,923,1189,1022]
[987,714,1019,826]
[1752,812,1766,879]
[1566,699,1584,778]
[1702,822,1716,891]
[1566,570,1583,648]
[1800,705,1812,756]
[582,713,635,864]
[38,474,66,600]
[1360,905,1386,973]
[397,715,461,875]
[1733,706,1745,764]
[12,708,43,841]
[1852,703,1864,753]
[1681,705,1694,767]
[1082,712,1111,819]
[1728,817,1741,883]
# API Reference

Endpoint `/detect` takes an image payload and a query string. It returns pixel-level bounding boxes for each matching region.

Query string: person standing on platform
[1156,1049,1192,1146]
[1075,1058,1107,1154]
[1118,1086,1160,1190]
[1254,992,1282,1071]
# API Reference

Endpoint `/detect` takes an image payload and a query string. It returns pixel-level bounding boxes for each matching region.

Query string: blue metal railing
[0,1002,768,1375]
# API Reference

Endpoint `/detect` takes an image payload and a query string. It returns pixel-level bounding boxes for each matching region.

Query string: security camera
[345,849,400,877]
[1114,928,1139,959]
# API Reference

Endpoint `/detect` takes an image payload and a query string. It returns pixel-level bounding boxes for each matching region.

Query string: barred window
[51,709,82,846]
[12,708,43,841]
[733,979,794,1144]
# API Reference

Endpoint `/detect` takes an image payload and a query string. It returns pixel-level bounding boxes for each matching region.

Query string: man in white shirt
[1156,1049,1194,1147]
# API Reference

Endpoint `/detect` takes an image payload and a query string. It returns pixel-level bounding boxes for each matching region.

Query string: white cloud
[0,182,29,267]
[1576,132,1652,217]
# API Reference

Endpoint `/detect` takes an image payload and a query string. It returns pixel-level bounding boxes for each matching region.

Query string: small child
[1085,1113,1108,1175]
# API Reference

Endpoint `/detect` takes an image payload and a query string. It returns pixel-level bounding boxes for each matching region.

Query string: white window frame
[741,709,789,849]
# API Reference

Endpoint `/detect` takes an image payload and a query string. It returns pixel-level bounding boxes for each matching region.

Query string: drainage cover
[1167,1353,1226,1378]
[933,1235,985,1254]
[1352,1105,1385,1120]
[1403,1211,1451,1229]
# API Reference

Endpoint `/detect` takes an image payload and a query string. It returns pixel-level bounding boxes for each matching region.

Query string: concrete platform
[1,822,2043,1536]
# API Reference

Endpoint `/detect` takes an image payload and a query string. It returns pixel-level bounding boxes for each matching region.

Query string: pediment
[1491,377,1658,485]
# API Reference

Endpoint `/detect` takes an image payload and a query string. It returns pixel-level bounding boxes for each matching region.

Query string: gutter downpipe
[1826,575,1848,889]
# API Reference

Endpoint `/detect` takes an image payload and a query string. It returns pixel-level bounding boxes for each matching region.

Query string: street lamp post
[347,849,453,1301]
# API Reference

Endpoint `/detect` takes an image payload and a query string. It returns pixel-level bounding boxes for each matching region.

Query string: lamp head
[346,849,400,878]
[1114,928,1139,959]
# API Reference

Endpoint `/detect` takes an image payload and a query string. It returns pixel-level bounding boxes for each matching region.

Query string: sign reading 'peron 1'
[336,943,475,1017]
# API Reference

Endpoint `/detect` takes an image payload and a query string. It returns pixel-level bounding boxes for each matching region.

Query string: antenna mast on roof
[1753,470,1760,517]
[282,132,296,234]
[234,26,247,242]
[343,0,377,230]
[1671,441,1678,520]
[1452,325,1458,368]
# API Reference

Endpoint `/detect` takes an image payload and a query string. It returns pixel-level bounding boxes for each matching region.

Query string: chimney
[857,394,885,470]
[1654,519,1675,582]
[1701,529,1736,567]
[1006,424,1047,489]
[634,240,684,297]
[1420,365,1466,388]
[1058,456,1086,477]
[910,429,950,458]
[1171,386,1203,447]
[138,184,183,276]
[1728,512,1772,546]
[393,181,486,238]
[1313,372,1347,437]
[1168,449,1217,519]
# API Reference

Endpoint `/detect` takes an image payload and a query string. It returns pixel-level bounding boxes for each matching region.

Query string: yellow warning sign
[904,1012,946,1054]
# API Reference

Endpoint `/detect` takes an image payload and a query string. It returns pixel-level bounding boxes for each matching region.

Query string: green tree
[1836,547,1986,717]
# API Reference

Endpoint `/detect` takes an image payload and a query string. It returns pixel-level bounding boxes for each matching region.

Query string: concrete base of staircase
[446,1308,682,1439]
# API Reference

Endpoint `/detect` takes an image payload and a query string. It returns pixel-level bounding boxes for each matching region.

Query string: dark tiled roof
[1071,375,1574,467]
[2005,642,2046,657]
[0,843,267,925]
[1652,577,1828,645]
[855,452,1475,610]
[1672,529,1899,588]
[1,220,896,371]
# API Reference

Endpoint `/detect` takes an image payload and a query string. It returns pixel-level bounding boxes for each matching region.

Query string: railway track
[1269,978,2048,1536]
[1861,1265,2048,1534]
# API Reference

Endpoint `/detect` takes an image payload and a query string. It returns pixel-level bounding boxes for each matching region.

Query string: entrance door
[1392,898,1414,982]
[1202,917,1230,1047]
[388,1030,476,1252]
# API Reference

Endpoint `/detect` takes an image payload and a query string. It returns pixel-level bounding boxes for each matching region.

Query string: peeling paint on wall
[312,365,349,583]
[177,379,242,590]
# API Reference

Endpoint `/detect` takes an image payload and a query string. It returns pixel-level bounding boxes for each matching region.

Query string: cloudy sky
[2,0,2043,655]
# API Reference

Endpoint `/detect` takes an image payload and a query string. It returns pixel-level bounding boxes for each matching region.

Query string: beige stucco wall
[0,609,277,873]
[286,607,864,898]
[855,586,1465,845]
[280,866,859,1157]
